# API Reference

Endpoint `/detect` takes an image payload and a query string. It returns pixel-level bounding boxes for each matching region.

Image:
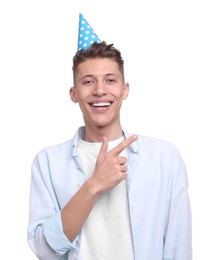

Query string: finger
[120,164,127,172]
[117,156,127,165]
[109,135,138,156]
[122,172,128,179]
[98,136,108,158]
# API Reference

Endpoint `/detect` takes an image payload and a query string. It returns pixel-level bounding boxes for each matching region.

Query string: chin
[85,115,117,128]
[94,122,110,128]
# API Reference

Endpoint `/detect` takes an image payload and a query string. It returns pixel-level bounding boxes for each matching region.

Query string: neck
[83,124,123,142]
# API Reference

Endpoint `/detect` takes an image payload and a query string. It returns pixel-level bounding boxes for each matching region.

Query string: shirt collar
[71,126,138,156]
[122,127,138,153]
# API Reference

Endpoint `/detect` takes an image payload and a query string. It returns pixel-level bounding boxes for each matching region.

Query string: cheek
[75,92,89,107]
[72,90,84,103]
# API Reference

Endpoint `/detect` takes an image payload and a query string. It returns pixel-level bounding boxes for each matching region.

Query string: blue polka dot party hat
[78,13,101,50]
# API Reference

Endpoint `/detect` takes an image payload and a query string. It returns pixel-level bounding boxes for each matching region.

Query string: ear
[69,87,78,103]
[123,82,129,100]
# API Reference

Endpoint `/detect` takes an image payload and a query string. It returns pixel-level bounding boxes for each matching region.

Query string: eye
[83,79,95,86]
[106,78,117,85]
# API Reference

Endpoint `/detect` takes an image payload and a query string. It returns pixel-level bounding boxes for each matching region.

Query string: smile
[90,102,112,107]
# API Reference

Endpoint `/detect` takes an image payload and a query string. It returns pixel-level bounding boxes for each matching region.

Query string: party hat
[78,13,101,50]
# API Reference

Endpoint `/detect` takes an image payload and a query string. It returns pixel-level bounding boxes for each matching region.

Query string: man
[27,40,192,260]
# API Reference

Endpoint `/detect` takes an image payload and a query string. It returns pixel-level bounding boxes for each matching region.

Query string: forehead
[76,58,121,75]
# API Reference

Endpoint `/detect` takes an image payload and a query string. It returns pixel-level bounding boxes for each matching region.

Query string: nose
[93,81,107,96]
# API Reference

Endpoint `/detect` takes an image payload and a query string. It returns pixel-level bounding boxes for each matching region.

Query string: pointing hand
[89,135,138,194]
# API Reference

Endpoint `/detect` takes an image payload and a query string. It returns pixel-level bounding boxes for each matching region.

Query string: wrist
[86,176,103,197]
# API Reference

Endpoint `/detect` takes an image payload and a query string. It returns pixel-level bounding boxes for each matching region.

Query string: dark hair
[72,41,124,84]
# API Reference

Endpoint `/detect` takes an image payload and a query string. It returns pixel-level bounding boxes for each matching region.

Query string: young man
[27,41,192,260]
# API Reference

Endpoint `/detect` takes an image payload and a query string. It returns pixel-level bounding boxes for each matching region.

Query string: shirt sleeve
[27,151,79,259]
[163,147,192,260]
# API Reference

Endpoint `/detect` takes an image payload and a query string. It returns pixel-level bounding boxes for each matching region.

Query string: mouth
[89,101,113,112]
[90,102,112,107]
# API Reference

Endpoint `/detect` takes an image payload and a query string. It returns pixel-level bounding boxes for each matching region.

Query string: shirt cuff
[43,211,79,256]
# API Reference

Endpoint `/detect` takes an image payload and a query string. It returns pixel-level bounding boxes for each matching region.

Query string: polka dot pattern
[78,13,101,51]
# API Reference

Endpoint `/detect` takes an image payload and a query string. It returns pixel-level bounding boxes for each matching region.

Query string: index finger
[109,135,138,156]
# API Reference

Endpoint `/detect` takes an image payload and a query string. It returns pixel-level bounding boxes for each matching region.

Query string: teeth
[92,102,111,107]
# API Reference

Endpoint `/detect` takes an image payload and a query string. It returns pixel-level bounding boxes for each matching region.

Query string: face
[70,58,129,129]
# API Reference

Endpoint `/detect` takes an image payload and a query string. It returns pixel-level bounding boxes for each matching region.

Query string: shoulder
[137,134,177,151]
[136,134,186,170]
[33,139,73,161]
[124,127,175,149]
[123,127,180,156]
[133,134,185,169]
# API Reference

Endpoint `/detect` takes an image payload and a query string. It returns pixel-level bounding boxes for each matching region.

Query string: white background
[0,0,218,259]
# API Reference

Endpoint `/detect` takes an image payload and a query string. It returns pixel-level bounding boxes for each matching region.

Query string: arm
[61,135,138,241]
[27,135,138,258]
[163,148,192,260]
[27,153,74,259]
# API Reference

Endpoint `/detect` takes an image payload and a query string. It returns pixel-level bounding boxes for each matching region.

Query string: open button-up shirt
[27,127,192,260]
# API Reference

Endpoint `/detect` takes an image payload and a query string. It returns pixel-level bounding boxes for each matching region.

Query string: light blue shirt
[27,127,192,260]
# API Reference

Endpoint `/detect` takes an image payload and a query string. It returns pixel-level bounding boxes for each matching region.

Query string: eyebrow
[78,73,121,81]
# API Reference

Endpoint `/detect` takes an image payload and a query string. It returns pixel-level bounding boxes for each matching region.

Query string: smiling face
[70,58,129,135]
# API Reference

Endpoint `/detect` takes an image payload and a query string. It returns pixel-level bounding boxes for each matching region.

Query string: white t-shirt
[77,137,134,260]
